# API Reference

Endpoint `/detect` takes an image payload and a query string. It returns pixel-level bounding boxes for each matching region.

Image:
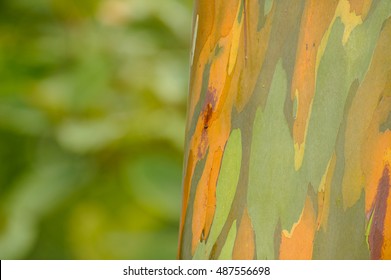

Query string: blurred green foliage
[0,0,192,259]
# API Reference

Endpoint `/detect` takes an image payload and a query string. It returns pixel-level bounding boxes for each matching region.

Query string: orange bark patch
[291,0,338,167]
[214,0,242,38]
[234,0,275,112]
[187,0,242,128]
[189,93,235,254]
[189,34,241,256]
[187,2,252,255]
[187,1,215,129]
[204,148,224,239]
[348,0,372,18]
[232,208,255,260]
[191,148,223,254]
[279,195,316,260]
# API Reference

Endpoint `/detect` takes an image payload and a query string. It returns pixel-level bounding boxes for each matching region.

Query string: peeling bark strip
[178,0,391,260]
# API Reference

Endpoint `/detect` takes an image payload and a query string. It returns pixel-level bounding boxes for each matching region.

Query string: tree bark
[178,0,391,260]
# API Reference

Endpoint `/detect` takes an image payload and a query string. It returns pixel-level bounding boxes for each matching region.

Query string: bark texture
[178,0,391,259]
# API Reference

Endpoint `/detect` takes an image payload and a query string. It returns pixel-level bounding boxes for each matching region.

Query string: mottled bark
[178,0,391,260]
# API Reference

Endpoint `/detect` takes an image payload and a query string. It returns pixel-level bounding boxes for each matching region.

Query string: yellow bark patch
[228,0,243,75]
[337,0,363,45]
[294,142,304,171]
[190,14,199,66]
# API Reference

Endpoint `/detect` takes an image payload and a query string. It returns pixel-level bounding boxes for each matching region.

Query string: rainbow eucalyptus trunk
[178,0,391,260]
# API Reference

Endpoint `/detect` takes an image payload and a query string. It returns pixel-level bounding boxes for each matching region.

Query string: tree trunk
[178,0,391,260]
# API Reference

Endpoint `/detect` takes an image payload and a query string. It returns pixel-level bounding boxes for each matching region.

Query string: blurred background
[0,0,192,259]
